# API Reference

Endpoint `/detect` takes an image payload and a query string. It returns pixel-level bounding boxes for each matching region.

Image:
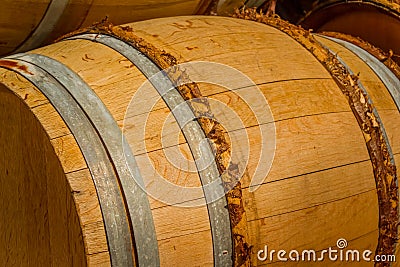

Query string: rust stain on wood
[233,7,398,267]
[0,60,34,75]
[185,46,198,51]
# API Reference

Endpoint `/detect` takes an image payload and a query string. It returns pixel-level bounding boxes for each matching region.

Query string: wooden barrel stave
[316,36,400,245]
[93,15,397,263]
[0,16,398,266]
[66,169,111,266]
[315,34,400,264]
[315,35,400,154]
[87,13,378,260]
[243,159,376,218]
[27,40,215,266]
[250,192,379,266]
[28,33,216,266]
[118,19,384,262]
[127,18,373,172]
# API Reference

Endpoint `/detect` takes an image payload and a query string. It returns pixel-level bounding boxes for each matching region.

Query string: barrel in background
[270,0,400,64]
[302,1,400,61]
[0,0,255,57]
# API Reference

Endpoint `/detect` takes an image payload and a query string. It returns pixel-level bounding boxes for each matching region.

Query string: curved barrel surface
[0,16,399,266]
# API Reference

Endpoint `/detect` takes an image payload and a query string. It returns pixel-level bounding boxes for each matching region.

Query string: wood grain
[159,230,213,267]
[206,78,350,127]
[1,16,396,266]
[315,36,400,154]
[377,110,400,154]
[248,190,379,261]
[130,16,332,85]
[0,84,87,266]
[257,230,378,266]
[35,36,212,266]
[243,160,376,220]
[236,112,371,187]
[87,252,111,267]
[51,134,87,174]
[126,17,382,266]
[66,169,109,254]
[81,0,202,28]
[0,75,109,265]
[0,69,49,108]
[315,36,397,111]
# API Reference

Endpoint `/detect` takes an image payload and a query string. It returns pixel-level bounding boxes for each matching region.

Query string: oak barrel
[0,15,399,266]
[292,0,400,61]
[0,0,252,57]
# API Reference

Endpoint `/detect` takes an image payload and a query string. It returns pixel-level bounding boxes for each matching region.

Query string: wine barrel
[0,0,255,57]
[287,0,400,63]
[0,16,399,267]
[258,0,400,64]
